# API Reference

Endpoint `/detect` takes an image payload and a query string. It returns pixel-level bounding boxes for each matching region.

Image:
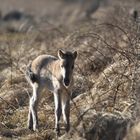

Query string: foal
[25,50,77,134]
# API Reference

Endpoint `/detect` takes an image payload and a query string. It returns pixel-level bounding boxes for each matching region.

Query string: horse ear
[73,51,77,59]
[58,49,65,59]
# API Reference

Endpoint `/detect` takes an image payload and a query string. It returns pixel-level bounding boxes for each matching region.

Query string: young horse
[25,50,77,134]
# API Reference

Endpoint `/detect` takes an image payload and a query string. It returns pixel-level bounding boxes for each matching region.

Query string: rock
[3,11,32,21]
[124,122,140,140]
[85,113,130,140]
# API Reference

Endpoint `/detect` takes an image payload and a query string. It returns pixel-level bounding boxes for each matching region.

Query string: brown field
[0,0,140,139]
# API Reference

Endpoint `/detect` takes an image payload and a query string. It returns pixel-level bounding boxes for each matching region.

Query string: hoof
[65,124,70,133]
[55,127,60,136]
[34,129,39,132]
[28,125,33,131]
[33,127,39,132]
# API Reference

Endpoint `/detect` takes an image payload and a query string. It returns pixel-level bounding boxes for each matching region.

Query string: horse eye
[61,63,65,67]
[72,65,74,69]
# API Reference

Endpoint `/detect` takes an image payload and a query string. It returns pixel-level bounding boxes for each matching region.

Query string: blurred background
[0,0,114,32]
[0,0,138,32]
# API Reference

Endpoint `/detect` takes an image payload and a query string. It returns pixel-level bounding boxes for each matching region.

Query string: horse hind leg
[28,105,33,130]
[28,83,40,131]
[54,91,62,135]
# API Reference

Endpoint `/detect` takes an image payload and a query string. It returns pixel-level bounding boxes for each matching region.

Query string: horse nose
[64,79,70,86]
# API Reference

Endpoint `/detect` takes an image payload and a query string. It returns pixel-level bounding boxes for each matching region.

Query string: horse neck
[51,59,62,81]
